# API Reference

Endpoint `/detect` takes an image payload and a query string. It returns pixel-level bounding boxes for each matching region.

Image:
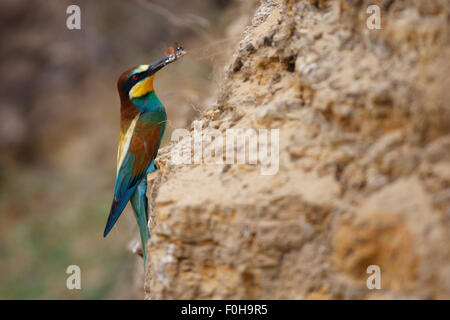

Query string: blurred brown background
[0,0,250,299]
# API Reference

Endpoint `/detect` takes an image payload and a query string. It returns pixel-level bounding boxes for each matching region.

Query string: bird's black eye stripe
[122,72,143,94]
[129,73,142,83]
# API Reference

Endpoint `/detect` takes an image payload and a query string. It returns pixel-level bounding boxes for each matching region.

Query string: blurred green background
[0,0,245,299]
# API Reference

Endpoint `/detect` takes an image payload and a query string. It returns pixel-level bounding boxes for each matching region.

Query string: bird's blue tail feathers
[130,176,150,265]
[104,186,137,237]
[104,160,156,264]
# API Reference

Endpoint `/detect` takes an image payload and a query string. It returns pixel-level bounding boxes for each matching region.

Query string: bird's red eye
[132,74,139,81]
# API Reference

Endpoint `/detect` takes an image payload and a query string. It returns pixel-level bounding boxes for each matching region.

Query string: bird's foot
[131,240,143,258]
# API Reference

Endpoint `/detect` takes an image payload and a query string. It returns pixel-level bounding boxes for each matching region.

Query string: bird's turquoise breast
[131,91,166,114]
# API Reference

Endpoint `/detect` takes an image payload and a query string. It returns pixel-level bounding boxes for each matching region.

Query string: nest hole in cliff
[282,54,297,72]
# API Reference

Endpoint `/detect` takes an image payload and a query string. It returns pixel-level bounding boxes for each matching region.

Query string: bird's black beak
[147,45,187,76]
[147,56,171,75]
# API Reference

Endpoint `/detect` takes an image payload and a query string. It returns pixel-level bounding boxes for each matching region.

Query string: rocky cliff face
[143,0,450,299]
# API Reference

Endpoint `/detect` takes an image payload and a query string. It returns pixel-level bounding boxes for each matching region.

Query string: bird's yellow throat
[129,74,155,99]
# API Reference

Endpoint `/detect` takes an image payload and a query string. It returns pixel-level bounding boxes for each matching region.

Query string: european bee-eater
[104,46,186,264]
